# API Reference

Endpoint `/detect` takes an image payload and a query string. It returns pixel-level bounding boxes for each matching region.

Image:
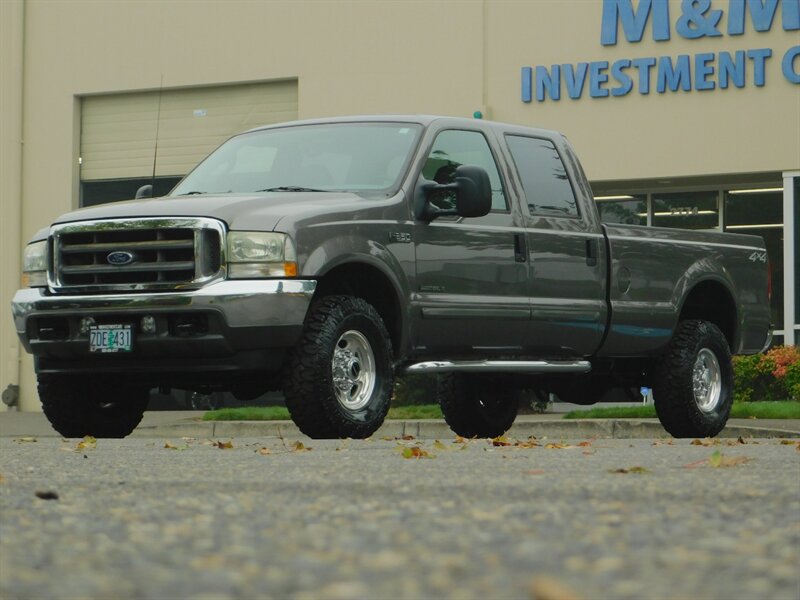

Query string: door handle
[586,239,598,267]
[514,233,527,263]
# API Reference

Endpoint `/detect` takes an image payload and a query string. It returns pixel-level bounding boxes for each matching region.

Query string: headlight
[226,232,298,278]
[21,240,48,288]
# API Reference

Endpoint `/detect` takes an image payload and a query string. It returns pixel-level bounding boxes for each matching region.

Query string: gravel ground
[1,435,798,600]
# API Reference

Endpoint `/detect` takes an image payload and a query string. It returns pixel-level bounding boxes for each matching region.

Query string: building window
[653,190,719,230]
[80,176,182,207]
[725,188,784,333]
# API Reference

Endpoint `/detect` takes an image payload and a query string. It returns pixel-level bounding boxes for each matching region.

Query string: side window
[505,135,579,217]
[422,130,508,211]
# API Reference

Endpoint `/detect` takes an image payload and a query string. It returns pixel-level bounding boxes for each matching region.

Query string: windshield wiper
[256,186,330,193]
[177,191,207,196]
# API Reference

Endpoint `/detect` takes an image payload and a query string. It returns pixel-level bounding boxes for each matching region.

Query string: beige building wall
[3,0,799,410]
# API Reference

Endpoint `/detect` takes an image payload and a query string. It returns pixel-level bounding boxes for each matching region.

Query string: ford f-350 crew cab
[12,116,772,439]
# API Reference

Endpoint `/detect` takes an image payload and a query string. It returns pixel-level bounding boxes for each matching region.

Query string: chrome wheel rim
[332,330,375,411]
[692,348,722,413]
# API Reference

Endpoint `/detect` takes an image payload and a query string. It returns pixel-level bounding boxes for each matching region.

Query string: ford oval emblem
[106,251,135,266]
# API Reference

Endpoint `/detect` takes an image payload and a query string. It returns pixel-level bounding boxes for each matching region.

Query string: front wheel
[653,320,733,438]
[437,373,520,438]
[38,375,150,438]
[283,296,394,439]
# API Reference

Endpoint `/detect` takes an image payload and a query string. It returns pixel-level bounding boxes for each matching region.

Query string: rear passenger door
[503,134,607,357]
[413,127,530,355]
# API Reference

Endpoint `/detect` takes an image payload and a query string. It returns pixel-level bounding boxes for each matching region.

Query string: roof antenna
[136,74,163,200]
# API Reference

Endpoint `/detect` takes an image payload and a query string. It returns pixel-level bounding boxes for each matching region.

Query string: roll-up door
[80,80,298,182]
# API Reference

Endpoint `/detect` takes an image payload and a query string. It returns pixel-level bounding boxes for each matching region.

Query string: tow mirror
[414,165,492,222]
[135,184,153,199]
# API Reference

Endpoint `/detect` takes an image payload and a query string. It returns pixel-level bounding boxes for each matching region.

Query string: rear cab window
[504,135,580,218]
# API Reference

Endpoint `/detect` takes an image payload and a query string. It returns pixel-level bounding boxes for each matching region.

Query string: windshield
[170,122,423,197]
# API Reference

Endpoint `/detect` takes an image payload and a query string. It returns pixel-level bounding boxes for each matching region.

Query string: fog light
[79,317,96,335]
[141,315,157,334]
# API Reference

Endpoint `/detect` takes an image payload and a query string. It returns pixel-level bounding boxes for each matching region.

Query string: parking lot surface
[1,435,798,599]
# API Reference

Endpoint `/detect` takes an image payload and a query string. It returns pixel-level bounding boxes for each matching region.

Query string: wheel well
[313,263,403,355]
[679,281,737,350]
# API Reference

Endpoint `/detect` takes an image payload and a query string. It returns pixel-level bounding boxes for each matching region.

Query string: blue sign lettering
[631,57,657,93]
[564,63,590,99]
[601,0,671,45]
[747,48,773,85]
[783,45,800,82]
[675,0,723,38]
[728,0,800,35]
[657,55,692,92]
[718,50,746,87]
[611,60,634,95]
[523,1,800,103]
[694,52,717,89]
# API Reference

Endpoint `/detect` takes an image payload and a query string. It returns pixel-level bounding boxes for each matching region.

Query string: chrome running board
[402,360,591,374]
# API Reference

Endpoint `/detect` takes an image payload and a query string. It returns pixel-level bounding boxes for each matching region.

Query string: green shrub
[733,345,799,402]
[392,373,438,406]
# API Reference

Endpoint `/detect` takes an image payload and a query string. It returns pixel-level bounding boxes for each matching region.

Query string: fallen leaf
[545,443,572,450]
[164,441,179,450]
[610,466,650,474]
[577,441,592,447]
[76,436,97,451]
[258,447,272,456]
[13,437,37,443]
[709,450,750,468]
[454,436,468,444]
[401,446,432,459]
[492,436,513,447]
[35,490,59,500]
[529,575,584,600]
[292,441,311,452]
[516,437,541,449]
[401,435,415,441]
[213,440,233,449]
[691,438,716,446]
[433,440,449,451]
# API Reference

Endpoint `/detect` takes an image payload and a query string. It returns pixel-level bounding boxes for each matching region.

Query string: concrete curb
[3,411,798,439]
[131,418,800,440]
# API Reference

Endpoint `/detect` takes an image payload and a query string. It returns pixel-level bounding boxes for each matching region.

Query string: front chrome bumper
[12,279,316,352]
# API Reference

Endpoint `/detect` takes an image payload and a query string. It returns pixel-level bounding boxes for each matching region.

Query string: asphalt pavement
[1,435,798,599]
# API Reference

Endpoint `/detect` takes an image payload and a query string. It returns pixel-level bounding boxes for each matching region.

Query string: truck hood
[52,192,371,232]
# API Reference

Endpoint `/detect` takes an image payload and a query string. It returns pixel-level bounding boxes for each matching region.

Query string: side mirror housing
[135,184,153,199]
[414,165,492,222]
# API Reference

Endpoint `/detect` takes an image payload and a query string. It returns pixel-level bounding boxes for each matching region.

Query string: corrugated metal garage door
[80,80,298,181]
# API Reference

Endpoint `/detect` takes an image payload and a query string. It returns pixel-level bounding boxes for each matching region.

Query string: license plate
[89,324,132,353]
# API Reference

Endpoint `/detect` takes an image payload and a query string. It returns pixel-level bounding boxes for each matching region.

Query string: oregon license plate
[89,324,132,353]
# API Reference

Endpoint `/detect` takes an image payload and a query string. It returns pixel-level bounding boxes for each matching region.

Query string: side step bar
[402,360,591,374]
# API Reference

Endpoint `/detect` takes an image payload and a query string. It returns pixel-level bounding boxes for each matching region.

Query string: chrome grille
[50,218,225,292]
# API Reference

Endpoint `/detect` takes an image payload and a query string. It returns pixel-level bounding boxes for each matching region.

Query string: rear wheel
[437,373,520,438]
[38,375,150,438]
[653,320,733,438]
[284,296,394,439]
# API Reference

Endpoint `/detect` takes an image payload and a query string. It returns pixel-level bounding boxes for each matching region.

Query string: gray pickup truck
[12,116,772,439]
